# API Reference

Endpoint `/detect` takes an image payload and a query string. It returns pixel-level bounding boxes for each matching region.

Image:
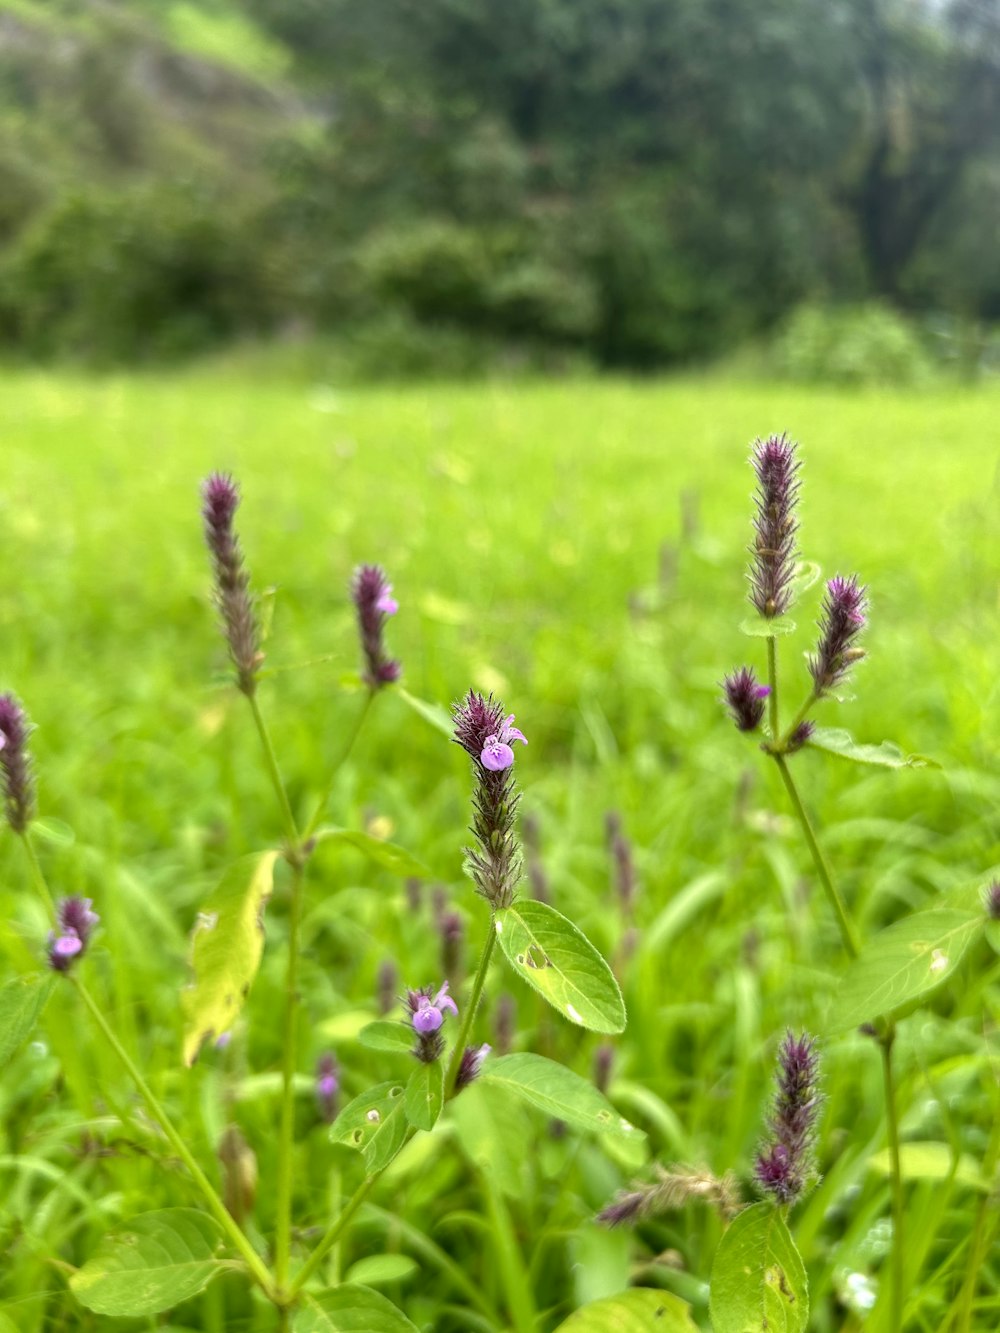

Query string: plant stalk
[303,691,374,841]
[287,1174,379,1298]
[444,918,497,1096]
[766,634,779,739]
[880,1027,905,1333]
[248,693,300,852]
[21,831,57,917]
[275,859,304,1295]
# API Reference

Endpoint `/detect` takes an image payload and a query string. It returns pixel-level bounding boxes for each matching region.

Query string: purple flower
[455,1043,491,1091]
[786,720,815,753]
[754,1031,822,1206]
[201,473,262,696]
[480,715,528,772]
[316,1052,340,1124]
[452,692,526,910]
[722,667,770,733]
[748,434,801,619]
[351,564,401,688]
[47,896,99,974]
[0,693,35,834]
[809,575,868,695]
[406,981,458,1063]
[985,881,1000,921]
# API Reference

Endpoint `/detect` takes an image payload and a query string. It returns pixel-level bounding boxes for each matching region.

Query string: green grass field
[1,368,998,1331]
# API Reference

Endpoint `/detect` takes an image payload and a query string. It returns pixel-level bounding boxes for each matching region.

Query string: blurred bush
[769,304,937,386]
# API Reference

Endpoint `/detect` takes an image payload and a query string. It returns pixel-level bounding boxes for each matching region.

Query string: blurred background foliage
[0,0,999,376]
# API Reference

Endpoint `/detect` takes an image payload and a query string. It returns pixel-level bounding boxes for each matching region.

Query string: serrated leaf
[344,1255,419,1287]
[182,851,280,1065]
[807,727,938,769]
[404,1061,443,1131]
[293,1285,419,1332]
[0,973,56,1067]
[312,829,429,878]
[397,688,453,738]
[833,909,982,1031]
[739,617,797,638]
[494,900,625,1034]
[30,816,75,847]
[710,1202,808,1333]
[868,1142,988,1192]
[358,1021,413,1054]
[482,1053,643,1143]
[553,1288,698,1331]
[69,1209,224,1316]
[330,1081,409,1174]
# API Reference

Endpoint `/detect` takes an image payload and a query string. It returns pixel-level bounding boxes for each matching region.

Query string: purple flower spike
[201,472,262,696]
[754,1031,822,1207]
[351,564,401,688]
[47,895,99,974]
[481,714,528,772]
[453,692,526,910]
[0,693,35,834]
[722,667,770,733]
[455,1043,491,1091]
[406,981,459,1062]
[809,574,868,696]
[786,720,815,753]
[316,1052,340,1124]
[748,434,801,619]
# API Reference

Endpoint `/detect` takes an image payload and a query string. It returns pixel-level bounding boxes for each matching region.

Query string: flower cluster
[0,693,35,833]
[452,692,527,910]
[748,434,801,619]
[201,473,262,696]
[406,981,458,1063]
[809,575,868,696]
[455,1042,491,1091]
[722,667,770,733]
[351,564,401,687]
[754,1031,822,1207]
[47,896,99,973]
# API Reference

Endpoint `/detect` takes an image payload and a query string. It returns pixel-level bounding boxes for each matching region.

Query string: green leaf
[358,1021,413,1054]
[553,1289,698,1331]
[494,900,626,1034]
[344,1255,419,1287]
[709,1202,809,1333]
[986,919,1000,956]
[330,1081,409,1174]
[404,1061,443,1131]
[69,1209,224,1316]
[868,1142,989,1193]
[833,909,982,1031]
[312,828,430,879]
[182,851,280,1065]
[739,616,797,638]
[807,727,938,769]
[293,1285,419,1332]
[0,973,56,1067]
[30,816,75,847]
[481,1053,643,1143]
[787,560,822,604]
[397,688,453,738]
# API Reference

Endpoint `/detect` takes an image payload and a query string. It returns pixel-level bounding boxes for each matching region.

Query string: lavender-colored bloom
[748,434,801,619]
[406,981,458,1063]
[809,575,868,695]
[47,896,99,973]
[754,1031,822,1206]
[723,667,770,733]
[453,692,526,910]
[985,881,1000,921]
[316,1052,340,1124]
[786,720,815,753]
[0,693,35,833]
[351,564,401,688]
[455,1043,491,1091]
[201,472,262,696]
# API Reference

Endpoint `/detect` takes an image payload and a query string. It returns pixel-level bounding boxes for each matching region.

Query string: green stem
[880,1028,905,1333]
[444,919,497,1097]
[287,1174,380,1298]
[781,688,818,746]
[247,693,300,852]
[72,978,276,1299]
[275,859,305,1295]
[766,634,779,739]
[21,831,57,917]
[303,692,374,842]
[952,1040,1000,1330]
[772,754,861,960]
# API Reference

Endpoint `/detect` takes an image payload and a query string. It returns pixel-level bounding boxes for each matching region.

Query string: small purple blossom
[754,1031,822,1206]
[316,1052,340,1124]
[723,667,770,733]
[0,693,35,833]
[786,720,815,753]
[201,472,262,695]
[748,434,801,619]
[351,564,401,688]
[47,896,99,974]
[480,715,528,772]
[809,575,868,695]
[455,1043,491,1091]
[406,981,459,1063]
[985,881,1000,921]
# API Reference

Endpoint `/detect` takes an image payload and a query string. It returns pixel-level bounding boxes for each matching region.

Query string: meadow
[0,367,997,1331]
